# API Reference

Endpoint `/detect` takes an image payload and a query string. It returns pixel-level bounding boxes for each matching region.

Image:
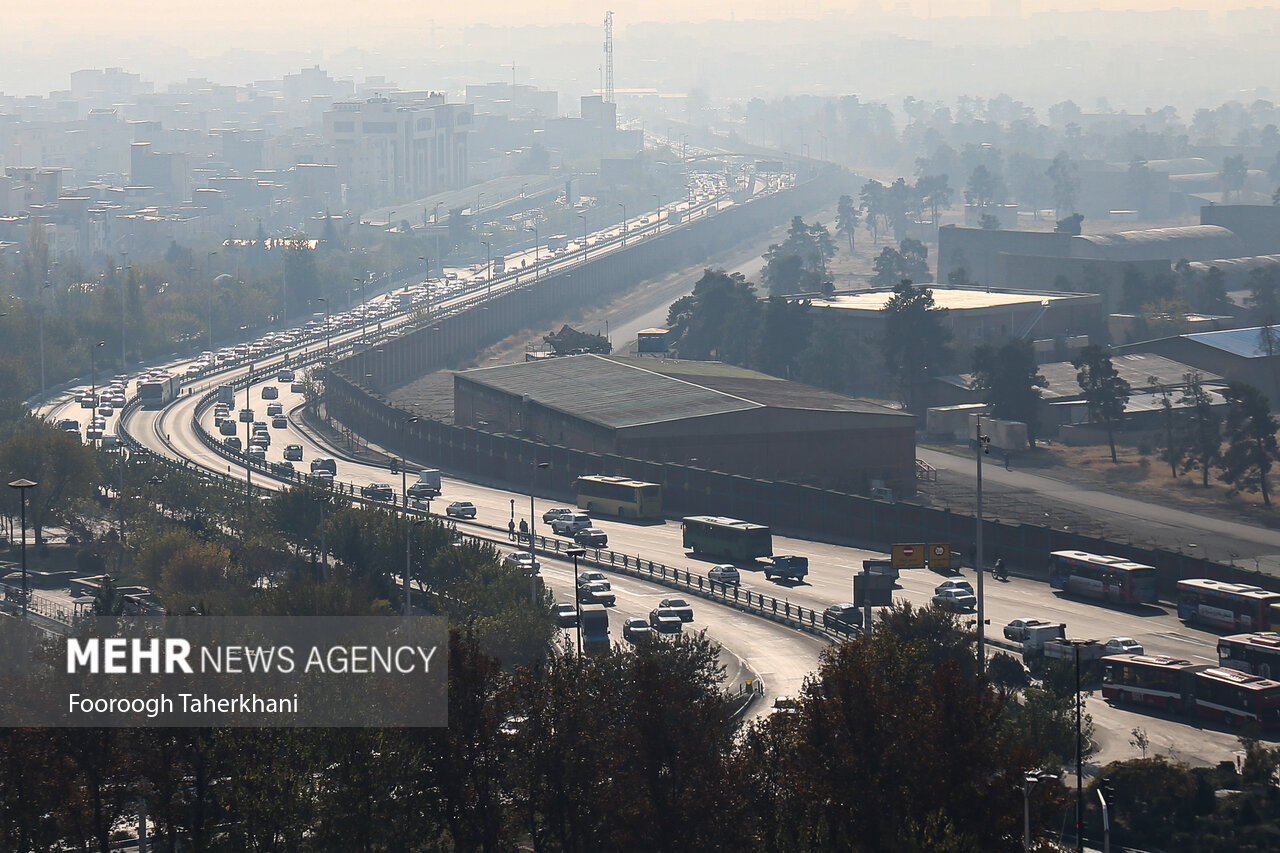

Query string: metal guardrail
[0,583,74,631]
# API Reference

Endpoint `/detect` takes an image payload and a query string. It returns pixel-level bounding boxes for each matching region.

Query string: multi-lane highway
[40,177,1271,766]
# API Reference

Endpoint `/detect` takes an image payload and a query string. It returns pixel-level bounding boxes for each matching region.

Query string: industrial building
[797,285,1105,354]
[1114,326,1280,404]
[454,354,917,496]
[938,205,1280,301]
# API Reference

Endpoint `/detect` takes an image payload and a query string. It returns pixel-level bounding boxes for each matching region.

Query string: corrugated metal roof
[1073,225,1237,247]
[941,354,1223,400]
[460,355,762,429]
[1185,326,1280,358]
[459,355,909,429]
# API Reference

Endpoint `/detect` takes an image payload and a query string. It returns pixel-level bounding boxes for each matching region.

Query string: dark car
[283,444,303,461]
[361,482,394,501]
[270,460,295,476]
[648,607,683,633]
[573,526,608,548]
[659,597,693,622]
[823,603,862,632]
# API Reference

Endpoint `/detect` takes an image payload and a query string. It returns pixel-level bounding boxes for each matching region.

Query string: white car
[708,564,740,585]
[1104,637,1144,656]
[1003,618,1053,642]
[505,552,540,573]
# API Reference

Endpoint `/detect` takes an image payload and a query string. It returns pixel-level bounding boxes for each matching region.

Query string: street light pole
[120,251,128,371]
[207,250,217,350]
[618,203,627,246]
[481,240,491,299]
[316,297,330,360]
[567,546,586,654]
[530,461,549,604]
[148,475,163,541]
[90,340,105,400]
[974,414,990,669]
[8,479,36,616]
[38,281,51,403]
[1061,638,1095,853]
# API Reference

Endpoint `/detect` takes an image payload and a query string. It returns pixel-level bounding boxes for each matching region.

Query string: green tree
[1180,372,1222,487]
[754,296,813,378]
[978,213,1001,230]
[762,216,836,297]
[736,615,1032,851]
[964,164,999,209]
[1072,344,1132,463]
[795,310,879,395]
[836,194,860,252]
[1222,153,1249,202]
[0,420,100,543]
[1047,151,1079,218]
[666,269,762,363]
[970,338,1048,446]
[859,178,886,243]
[881,279,954,412]
[1219,381,1278,506]
[916,173,952,228]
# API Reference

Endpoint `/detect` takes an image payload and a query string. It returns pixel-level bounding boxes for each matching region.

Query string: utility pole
[974,414,989,669]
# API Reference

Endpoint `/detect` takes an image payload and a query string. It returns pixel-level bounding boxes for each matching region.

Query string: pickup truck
[758,555,808,582]
[1020,622,1068,653]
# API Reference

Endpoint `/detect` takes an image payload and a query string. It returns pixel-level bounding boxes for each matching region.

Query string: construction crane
[603,11,614,105]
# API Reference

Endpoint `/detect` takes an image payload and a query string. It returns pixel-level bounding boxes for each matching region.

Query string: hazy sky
[9,0,1266,40]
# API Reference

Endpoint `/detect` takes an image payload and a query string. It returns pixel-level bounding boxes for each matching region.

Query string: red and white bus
[1191,666,1280,730]
[1102,653,1280,730]
[1176,578,1280,632]
[1101,654,1199,713]
[1047,550,1158,605]
[1218,632,1280,680]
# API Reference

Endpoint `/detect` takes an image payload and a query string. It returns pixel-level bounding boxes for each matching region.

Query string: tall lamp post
[577,213,588,258]
[8,479,36,615]
[399,417,421,625]
[1023,771,1059,853]
[653,193,661,232]
[481,241,492,299]
[207,250,218,350]
[567,546,586,653]
[1063,638,1095,853]
[90,340,106,400]
[120,251,129,371]
[316,297,331,360]
[529,461,549,604]
[38,280,51,403]
[974,414,990,669]
[618,203,627,246]
[530,224,539,278]
[148,475,163,541]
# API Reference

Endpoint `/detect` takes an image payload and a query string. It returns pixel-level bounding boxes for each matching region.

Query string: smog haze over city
[6,0,1280,850]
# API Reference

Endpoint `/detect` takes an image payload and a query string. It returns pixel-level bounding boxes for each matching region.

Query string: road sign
[891,543,926,569]
[927,543,951,569]
[854,574,894,606]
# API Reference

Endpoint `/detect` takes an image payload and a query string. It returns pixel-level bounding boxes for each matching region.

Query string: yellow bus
[575,475,662,519]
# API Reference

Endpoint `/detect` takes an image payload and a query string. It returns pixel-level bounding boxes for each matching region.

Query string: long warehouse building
[454,354,917,496]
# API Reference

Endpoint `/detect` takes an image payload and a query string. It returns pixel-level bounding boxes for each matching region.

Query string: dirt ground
[919,437,1280,536]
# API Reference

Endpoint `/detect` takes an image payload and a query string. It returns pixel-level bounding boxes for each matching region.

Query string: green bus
[681,516,773,561]
[576,475,663,519]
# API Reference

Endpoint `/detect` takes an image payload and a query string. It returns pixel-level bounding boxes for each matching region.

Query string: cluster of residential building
[0,66,642,261]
